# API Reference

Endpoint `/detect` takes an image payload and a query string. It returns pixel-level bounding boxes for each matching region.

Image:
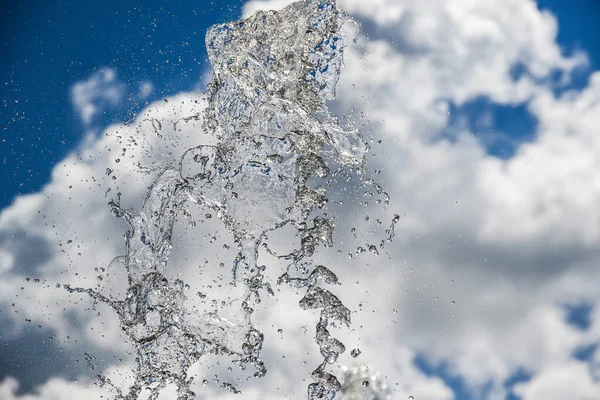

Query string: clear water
[64,1,394,399]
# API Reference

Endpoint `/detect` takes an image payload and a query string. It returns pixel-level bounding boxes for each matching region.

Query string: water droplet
[60,2,380,398]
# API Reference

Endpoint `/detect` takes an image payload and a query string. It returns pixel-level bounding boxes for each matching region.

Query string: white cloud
[71,68,127,126]
[0,247,14,274]
[514,361,600,400]
[0,376,106,400]
[242,0,294,16]
[70,69,157,128]
[139,81,154,99]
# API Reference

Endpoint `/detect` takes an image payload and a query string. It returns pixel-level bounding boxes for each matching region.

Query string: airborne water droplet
[63,1,383,399]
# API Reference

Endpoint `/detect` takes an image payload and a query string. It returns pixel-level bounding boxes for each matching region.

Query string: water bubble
[368,245,379,255]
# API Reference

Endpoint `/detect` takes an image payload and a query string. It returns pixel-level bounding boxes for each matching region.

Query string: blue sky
[538,0,600,71]
[2,1,600,399]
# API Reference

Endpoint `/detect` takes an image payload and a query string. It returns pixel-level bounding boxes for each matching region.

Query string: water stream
[64,1,393,399]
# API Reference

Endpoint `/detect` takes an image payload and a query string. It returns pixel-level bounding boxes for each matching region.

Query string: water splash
[64,0,377,399]
[338,365,392,400]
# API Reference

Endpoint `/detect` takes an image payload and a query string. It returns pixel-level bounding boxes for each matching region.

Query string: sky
[2,0,600,400]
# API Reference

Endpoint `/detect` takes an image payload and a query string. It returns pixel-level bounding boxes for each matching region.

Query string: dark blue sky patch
[414,354,477,400]
[536,0,600,73]
[414,354,532,400]
[509,62,529,82]
[504,368,532,400]
[573,343,597,362]
[443,96,538,159]
[564,302,593,331]
[547,66,593,94]
[509,61,591,95]
[530,0,600,95]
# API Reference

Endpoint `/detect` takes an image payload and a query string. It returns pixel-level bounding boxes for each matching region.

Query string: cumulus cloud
[514,361,600,400]
[0,366,137,400]
[70,68,155,128]
[71,68,127,126]
[3,0,600,399]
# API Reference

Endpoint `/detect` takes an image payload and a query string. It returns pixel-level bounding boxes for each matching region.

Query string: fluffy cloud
[0,376,105,400]
[71,68,127,126]
[2,0,600,399]
[514,361,600,400]
[70,68,155,127]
